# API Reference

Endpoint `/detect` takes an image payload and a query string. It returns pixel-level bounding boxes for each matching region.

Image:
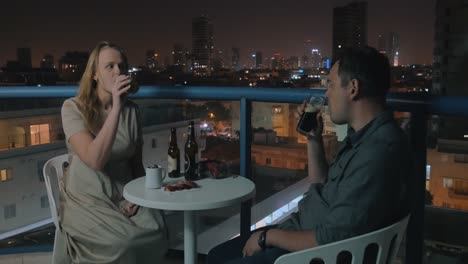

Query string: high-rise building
[321,57,331,69]
[17,48,32,69]
[377,34,386,54]
[40,54,54,69]
[332,1,368,62]
[173,44,185,66]
[304,40,313,57]
[249,52,256,69]
[433,0,468,96]
[387,32,400,66]
[301,40,314,68]
[255,51,263,69]
[301,55,309,69]
[146,50,160,71]
[287,56,299,69]
[192,15,214,76]
[59,51,89,82]
[310,49,322,68]
[213,48,230,71]
[232,47,240,71]
[433,0,468,140]
[271,53,282,70]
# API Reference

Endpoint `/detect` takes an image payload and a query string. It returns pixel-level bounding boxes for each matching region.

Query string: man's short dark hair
[336,46,391,101]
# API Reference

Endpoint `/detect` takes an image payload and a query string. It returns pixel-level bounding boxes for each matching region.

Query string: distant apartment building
[332,1,368,62]
[192,15,214,76]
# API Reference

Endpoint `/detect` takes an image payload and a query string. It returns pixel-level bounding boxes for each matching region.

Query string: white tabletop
[123,176,256,211]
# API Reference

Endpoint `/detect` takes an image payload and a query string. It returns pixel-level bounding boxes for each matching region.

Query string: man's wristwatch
[258,229,268,251]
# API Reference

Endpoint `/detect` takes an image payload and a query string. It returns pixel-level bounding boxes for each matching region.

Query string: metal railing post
[240,97,253,239]
[406,110,428,264]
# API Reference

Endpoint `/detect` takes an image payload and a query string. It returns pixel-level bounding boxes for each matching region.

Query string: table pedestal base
[184,211,196,264]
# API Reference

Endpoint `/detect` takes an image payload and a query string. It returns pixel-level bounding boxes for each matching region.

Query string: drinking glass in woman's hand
[126,70,139,94]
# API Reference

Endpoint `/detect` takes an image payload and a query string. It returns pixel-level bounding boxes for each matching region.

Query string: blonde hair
[76,41,129,135]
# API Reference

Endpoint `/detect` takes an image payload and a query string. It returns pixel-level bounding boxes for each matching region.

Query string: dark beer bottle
[168,128,180,178]
[184,121,199,180]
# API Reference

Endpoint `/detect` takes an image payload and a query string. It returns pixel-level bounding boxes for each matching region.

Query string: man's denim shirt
[279,111,412,245]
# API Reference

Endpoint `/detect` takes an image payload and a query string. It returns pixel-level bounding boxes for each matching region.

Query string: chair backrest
[274,214,410,264]
[42,154,69,229]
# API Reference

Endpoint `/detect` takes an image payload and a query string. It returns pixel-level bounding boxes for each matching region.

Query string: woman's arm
[68,107,121,170]
[67,75,131,171]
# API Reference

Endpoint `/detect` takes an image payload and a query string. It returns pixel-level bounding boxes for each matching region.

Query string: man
[207,46,412,264]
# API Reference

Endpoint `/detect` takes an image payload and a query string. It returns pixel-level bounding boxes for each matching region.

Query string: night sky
[1,0,436,68]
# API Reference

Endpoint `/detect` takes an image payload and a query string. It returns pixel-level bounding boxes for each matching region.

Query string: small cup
[145,166,167,189]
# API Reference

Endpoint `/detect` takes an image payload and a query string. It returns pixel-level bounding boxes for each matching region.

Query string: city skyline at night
[1,0,436,68]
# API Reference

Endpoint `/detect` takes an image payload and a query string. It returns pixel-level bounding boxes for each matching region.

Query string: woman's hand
[111,75,132,110]
[120,200,140,217]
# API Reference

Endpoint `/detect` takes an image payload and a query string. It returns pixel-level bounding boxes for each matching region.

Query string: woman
[58,41,167,263]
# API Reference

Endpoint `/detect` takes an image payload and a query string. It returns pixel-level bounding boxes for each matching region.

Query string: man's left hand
[242,231,262,257]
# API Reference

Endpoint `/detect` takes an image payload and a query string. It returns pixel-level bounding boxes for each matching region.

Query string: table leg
[184,211,196,264]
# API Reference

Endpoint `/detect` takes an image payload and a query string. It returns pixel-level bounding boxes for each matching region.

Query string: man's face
[325,62,352,125]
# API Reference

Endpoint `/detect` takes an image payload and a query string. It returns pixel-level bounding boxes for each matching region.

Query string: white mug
[145,167,166,189]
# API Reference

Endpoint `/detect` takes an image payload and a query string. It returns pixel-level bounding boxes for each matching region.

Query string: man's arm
[295,101,329,183]
[243,229,319,256]
[267,229,318,252]
[307,136,328,183]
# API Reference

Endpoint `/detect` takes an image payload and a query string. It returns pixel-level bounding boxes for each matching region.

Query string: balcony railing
[1,85,468,264]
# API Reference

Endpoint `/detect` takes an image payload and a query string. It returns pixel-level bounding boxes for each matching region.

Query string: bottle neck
[188,125,196,141]
[170,130,177,145]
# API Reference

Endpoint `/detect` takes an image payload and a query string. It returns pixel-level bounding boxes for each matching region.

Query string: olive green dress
[58,98,167,264]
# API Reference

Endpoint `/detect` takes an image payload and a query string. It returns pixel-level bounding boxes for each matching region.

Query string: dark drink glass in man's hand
[296,96,324,135]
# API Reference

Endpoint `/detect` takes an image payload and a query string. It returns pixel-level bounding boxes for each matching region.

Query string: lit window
[443,177,468,198]
[272,106,283,114]
[443,177,453,188]
[450,179,468,195]
[30,124,50,145]
[1,168,13,182]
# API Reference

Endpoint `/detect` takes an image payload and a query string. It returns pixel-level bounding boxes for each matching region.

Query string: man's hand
[242,231,262,257]
[295,99,324,139]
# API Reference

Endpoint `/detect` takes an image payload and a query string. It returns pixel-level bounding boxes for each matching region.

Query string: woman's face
[93,47,125,94]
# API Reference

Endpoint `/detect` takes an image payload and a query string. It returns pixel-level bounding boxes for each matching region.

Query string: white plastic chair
[275,215,410,264]
[43,154,70,263]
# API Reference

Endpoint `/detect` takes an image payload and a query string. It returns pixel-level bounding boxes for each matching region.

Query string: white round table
[123,176,255,264]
